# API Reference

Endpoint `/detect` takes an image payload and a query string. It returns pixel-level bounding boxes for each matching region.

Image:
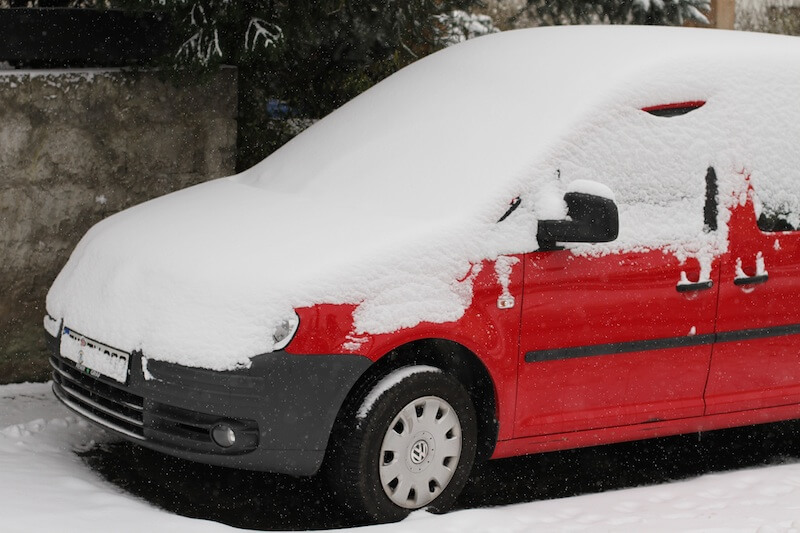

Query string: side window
[757,203,799,232]
[747,169,800,232]
[704,167,718,233]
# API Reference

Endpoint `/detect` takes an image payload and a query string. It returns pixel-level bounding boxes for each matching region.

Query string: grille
[50,355,144,440]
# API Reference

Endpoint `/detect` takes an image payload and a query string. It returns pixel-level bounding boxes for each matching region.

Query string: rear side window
[752,181,800,232]
[758,204,799,232]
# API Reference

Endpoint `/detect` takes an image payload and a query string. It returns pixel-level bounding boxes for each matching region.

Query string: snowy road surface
[3,382,800,532]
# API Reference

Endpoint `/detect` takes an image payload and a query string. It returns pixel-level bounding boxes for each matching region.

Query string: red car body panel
[288,178,800,461]
[706,187,800,414]
[493,401,800,459]
[288,258,525,442]
[516,249,719,437]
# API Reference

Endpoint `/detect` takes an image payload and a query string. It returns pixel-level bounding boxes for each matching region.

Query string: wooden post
[714,0,736,29]
[685,0,735,29]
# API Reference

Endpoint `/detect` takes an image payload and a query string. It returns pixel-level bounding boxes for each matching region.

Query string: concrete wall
[0,67,237,384]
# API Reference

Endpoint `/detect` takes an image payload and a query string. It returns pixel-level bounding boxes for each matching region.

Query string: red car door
[515,250,719,438]
[515,169,722,438]
[705,184,800,414]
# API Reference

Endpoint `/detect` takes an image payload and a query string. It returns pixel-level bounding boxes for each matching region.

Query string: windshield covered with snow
[232,27,660,222]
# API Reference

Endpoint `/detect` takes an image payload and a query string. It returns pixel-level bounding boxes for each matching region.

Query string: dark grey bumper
[47,330,371,476]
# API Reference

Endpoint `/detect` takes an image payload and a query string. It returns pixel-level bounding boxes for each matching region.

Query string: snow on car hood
[45,178,537,370]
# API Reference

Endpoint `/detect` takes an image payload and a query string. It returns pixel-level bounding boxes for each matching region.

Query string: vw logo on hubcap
[410,439,429,464]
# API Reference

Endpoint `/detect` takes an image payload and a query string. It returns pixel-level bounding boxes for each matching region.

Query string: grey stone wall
[0,67,237,384]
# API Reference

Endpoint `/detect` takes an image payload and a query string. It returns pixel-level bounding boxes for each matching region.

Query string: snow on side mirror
[536,189,619,251]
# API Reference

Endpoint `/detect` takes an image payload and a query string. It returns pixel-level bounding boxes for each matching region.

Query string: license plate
[60,328,130,384]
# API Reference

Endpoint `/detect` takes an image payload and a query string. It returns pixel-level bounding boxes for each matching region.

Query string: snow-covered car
[44,26,800,522]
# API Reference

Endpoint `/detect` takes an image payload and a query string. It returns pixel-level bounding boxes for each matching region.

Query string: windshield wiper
[498,197,521,223]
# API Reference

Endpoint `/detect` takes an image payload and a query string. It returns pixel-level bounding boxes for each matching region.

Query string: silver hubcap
[379,396,462,509]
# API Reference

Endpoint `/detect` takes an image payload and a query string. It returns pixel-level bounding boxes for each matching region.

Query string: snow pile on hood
[47,26,800,370]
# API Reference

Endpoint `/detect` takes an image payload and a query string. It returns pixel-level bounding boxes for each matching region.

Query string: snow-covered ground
[4,381,800,532]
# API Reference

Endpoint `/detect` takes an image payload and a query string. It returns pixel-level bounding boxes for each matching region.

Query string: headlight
[272,312,300,350]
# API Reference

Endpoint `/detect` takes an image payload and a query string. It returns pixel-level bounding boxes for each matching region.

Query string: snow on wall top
[0,68,118,80]
[46,26,800,370]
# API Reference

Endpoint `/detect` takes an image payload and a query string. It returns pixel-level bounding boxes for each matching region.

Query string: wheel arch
[330,338,499,463]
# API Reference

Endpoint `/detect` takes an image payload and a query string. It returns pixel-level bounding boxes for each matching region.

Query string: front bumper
[46,328,371,476]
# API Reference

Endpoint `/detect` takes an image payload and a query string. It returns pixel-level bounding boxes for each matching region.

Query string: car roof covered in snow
[234,25,800,222]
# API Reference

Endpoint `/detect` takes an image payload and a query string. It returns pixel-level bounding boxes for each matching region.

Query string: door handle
[676,280,714,292]
[734,254,768,287]
[734,273,768,286]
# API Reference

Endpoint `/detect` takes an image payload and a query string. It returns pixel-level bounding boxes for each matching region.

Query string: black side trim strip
[525,333,715,363]
[716,323,800,344]
[525,323,800,363]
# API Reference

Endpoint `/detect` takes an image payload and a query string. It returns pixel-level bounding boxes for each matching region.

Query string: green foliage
[105,1,479,168]
[13,1,706,167]
[508,0,710,27]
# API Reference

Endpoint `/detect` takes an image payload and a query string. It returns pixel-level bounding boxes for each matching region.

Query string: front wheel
[326,366,477,523]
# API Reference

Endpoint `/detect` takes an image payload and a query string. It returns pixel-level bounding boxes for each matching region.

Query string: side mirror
[537,192,619,251]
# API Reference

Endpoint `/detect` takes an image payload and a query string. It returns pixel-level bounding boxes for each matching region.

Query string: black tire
[326,366,477,523]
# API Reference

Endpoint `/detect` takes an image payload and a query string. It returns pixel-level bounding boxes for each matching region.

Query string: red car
[44,26,800,522]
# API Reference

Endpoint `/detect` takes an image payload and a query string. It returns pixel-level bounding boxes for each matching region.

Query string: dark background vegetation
[0,0,711,170]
